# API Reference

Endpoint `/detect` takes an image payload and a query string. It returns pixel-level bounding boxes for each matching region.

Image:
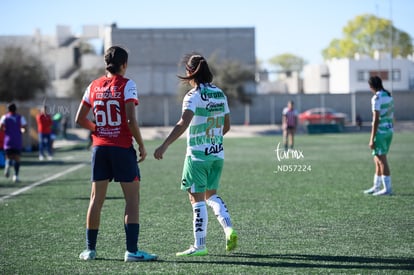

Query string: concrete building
[0,26,84,98]
[303,54,414,93]
[105,26,256,95]
[0,25,256,97]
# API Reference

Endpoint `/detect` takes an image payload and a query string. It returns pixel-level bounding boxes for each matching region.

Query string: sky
[1,0,413,67]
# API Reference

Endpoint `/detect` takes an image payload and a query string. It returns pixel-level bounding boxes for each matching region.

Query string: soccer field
[0,132,413,274]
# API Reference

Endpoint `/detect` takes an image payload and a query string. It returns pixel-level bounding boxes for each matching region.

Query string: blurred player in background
[364,76,394,196]
[36,105,53,160]
[0,103,27,182]
[75,46,157,262]
[154,53,237,256]
[282,100,298,150]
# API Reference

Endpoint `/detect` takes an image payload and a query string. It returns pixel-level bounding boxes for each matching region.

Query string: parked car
[298,107,347,126]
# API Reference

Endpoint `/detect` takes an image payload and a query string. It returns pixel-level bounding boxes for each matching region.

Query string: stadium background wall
[1,92,413,149]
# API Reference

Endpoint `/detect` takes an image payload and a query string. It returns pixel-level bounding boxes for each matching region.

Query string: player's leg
[46,134,53,159]
[11,152,21,182]
[117,146,157,261]
[79,180,109,260]
[80,146,110,260]
[4,150,12,178]
[120,180,157,261]
[176,158,208,256]
[372,133,392,196]
[86,181,109,235]
[283,129,288,151]
[288,128,295,149]
[205,159,237,251]
[38,133,45,160]
[373,154,392,196]
[364,157,382,194]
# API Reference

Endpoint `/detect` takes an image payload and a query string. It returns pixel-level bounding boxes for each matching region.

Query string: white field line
[0,163,86,203]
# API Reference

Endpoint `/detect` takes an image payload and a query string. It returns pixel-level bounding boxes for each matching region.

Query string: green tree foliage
[211,60,255,105]
[322,14,413,60]
[72,68,103,99]
[178,57,255,105]
[268,53,307,73]
[0,47,49,101]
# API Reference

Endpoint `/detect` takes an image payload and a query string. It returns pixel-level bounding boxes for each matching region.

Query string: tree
[322,14,413,60]
[0,47,49,101]
[178,56,255,105]
[211,60,255,105]
[72,68,103,99]
[268,53,307,74]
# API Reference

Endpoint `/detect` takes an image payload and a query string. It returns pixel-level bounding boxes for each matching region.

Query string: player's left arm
[223,113,231,135]
[125,101,146,163]
[20,116,28,133]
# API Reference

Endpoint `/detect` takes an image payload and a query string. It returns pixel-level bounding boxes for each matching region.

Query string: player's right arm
[369,95,380,150]
[75,84,96,132]
[153,109,193,160]
[75,103,95,132]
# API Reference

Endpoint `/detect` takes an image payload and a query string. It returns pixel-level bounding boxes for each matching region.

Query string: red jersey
[81,75,139,148]
[36,113,53,134]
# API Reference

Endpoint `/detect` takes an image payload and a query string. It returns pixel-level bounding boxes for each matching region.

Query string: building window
[392,70,401,81]
[369,70,389,80]
[358,70,400,82]
[357,71,370,82]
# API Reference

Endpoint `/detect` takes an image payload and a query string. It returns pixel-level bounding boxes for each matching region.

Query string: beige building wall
[107,27,256,95]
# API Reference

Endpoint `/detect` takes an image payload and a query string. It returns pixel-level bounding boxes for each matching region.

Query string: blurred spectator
[282,100,298,150]
[0,103,27,182]
[0,130,5,168]
[356,114,363,130]
[61,115,69,139]
[36,106,53,161]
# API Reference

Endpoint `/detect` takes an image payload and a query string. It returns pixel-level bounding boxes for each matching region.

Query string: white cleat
[373,189,392,196]
[363,187,380,194]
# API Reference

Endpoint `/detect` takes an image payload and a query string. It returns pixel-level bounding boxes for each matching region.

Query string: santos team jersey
[371,90,394,135]
[82,75,138,148]
[183,83,230,161]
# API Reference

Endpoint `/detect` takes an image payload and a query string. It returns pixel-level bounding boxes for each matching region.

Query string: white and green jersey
[183,83,230,161]
[371,90,394,134]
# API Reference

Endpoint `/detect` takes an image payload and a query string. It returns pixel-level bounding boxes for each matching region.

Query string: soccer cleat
[363,186,380,194]
[79,249,96,260]
[124,250,158,262]
[176,245,208,256]
[39,155,45,161]
[373,189,392,196]
[47,155,53,161]
[12,175,19,183]
[225,228,238,252]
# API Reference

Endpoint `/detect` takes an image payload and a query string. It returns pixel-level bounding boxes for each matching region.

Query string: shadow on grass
[171,253,414,271]
[73,196,124,200]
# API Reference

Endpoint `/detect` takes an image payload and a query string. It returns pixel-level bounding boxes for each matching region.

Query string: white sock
[206,194,232,231]
[192,201,207,248]
[373,174,381,189]
[381,175,392,191]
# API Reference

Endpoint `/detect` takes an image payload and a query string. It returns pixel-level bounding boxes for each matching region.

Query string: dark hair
[7,103,16,113]
[368,76,391,96]
[104,46,128,74]
[178,53,213,86]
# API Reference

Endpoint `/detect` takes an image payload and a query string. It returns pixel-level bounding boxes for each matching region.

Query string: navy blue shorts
[91,146,140,182]
[5,149,21,156]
